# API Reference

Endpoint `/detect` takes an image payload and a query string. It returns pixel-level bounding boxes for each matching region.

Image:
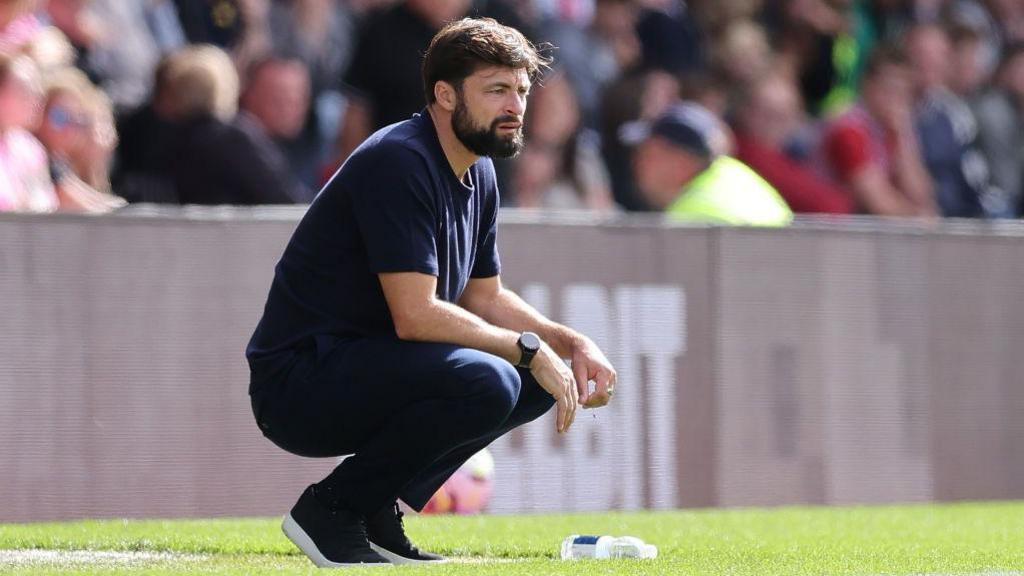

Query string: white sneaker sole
[282,513,391,568]
[369,542,447,565]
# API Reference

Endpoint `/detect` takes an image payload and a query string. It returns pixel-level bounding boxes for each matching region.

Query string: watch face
[521,332,541,352]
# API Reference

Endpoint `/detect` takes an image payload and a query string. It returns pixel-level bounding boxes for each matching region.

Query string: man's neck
[428,105,479,181]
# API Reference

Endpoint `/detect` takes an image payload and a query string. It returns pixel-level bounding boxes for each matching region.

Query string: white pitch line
[0,549,207,567]
[0,550,527,567]
[443,557,526,564]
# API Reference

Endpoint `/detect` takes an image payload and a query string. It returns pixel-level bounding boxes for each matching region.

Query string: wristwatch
[516,332,541,369]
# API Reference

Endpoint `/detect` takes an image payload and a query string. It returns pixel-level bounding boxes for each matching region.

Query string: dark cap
[619,102,724,159]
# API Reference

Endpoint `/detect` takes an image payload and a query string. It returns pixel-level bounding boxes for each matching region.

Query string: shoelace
[392,504,414,548]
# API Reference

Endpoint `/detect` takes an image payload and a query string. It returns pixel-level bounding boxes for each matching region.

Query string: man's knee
[452,354,522,420]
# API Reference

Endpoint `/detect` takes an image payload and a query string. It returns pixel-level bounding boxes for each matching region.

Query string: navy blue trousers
[249,336,554,516]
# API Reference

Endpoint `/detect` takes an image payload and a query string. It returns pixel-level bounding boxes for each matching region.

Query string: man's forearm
[471,288,584,358]
[396,298,523,364]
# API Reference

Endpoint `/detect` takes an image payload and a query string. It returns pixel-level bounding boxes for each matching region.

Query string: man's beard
[451,96,524,158]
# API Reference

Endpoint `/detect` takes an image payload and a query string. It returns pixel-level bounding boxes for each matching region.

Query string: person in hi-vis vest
[627,102,793,226]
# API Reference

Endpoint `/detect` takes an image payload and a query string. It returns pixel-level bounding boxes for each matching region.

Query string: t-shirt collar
[415,108,476,194]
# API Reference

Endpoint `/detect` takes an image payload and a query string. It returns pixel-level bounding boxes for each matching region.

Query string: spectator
[984,0,1024,45]
[44,0,105,66]
[0,0,42,55]
[540,0,643,131]
[163,43,241,124]
[4,0,1022,219]
[773,0,874,116]
[629,102,793,226]
[241,58,311,141]
[944,1,1001,93]
[35,66,126,213]
[635,0,704,75]
[174,0,258,48]
[165,44,298,205]
[822,45,937,217]
[266,0,355,95]
[948,20,992,98]
[264,0,357,185]
[973,43,1024,217]
[113,54,185,203]
[334,0,473,165]
[46,0,186,113]
[0,53,58,213]
[905,22,1000,218]
[173,0,272,72]
[732,71,854,215]
[238,56,313,201]
[262,0,358,188]
[689,0,759,35]
[712,19,772,86]
[678,68,730,117]
[1,0,75,71]
[600,67,679,210]
[512,70,615,210]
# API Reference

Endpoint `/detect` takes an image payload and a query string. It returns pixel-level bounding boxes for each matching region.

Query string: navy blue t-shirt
[246,111,501,371]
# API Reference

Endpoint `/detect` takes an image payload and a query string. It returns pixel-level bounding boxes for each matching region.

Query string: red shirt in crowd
[734,133,854,214]
[823,105,895,187]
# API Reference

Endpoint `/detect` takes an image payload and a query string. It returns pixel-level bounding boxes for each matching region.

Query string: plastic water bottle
[560,535,658,560]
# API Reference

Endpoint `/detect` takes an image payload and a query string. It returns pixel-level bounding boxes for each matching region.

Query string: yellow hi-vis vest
[667,156,794,227]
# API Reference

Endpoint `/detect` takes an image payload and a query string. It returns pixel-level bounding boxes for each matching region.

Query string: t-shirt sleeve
[348,145,439,276]
[471,164,501,278]
[825,123,873,181]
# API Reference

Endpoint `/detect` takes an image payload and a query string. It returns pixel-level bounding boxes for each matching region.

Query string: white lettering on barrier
[488,283,685,513]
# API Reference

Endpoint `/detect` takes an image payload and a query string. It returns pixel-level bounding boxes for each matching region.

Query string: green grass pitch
[2,502,1023,575]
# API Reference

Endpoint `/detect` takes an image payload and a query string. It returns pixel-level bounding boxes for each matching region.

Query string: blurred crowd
[3,0,1024,222]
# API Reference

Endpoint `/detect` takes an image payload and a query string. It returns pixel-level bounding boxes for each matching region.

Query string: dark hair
[422,17,551,104]
[864,43,910,79]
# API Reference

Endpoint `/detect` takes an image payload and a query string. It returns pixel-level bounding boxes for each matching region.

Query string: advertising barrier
[2,209,1022,521]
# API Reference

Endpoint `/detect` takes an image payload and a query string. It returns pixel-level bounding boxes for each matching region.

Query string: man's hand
[571,338,617,409]
[530,343,578,434]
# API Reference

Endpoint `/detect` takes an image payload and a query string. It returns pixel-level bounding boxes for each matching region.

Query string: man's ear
[434,80,458,112]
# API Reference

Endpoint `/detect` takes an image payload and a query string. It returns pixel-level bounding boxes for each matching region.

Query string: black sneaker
[281,485,391,568]
[366,502,446,565]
